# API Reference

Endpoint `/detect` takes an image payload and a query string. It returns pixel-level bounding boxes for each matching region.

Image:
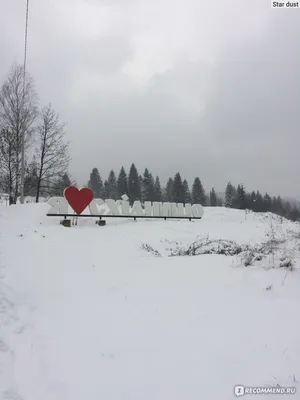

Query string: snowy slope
[0,204,300,400]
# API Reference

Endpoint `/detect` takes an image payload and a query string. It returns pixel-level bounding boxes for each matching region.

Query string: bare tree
[0,64,38,203]
[0,128,16,203]
[35,104,70,202]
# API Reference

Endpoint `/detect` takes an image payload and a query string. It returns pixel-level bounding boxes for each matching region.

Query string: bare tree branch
[0,64,38,203]
[35,104,70,202]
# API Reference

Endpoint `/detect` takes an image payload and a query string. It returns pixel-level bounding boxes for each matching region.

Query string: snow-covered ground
[0,204,300,399]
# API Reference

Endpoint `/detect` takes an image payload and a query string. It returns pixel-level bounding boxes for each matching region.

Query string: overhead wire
[20,0,30,204]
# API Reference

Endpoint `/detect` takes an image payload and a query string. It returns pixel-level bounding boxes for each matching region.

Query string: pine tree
[141,168,155,202]
[263,193,272,212]
[62,173,72,188]
[192,177,206,205]
[225,182,235,208]
[244,193,251,210]
[249,191,256,211]
[271,196,278,214]
[235,184,246,209]
[164,178,174,202]
[117,166,128,197]
[104,180,109,199]
[210,188,217,206]
[105,170,118,199]
[183,179,192,204]
[283,201,292,219]
[276,196,285,216]
[88,168,105,198]
[255,191,264,212]
[216,196,223,207]
[290,206,300,221]
[154,176,162,202]
[148,173,155,201]
[128,163,141,204]
[138,175,143,192]
[141,168,149,202]
[173,172,185,203]
[50,172,73,196]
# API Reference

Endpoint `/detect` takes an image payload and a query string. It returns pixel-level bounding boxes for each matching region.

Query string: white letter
[48,197,68,214]
[131,201,144,216]
[192,204,204,218]
[89,199,106,214]
[170,203,177,217]
[105,199,120,215]
[120,194,130,215]
[162,202,172,217]
[144,201,153,216]
[184,204,193,218]
[177,203,185,217]
[115,199,122,213]
[152,202,163,216]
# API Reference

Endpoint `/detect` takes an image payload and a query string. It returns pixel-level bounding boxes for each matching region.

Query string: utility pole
[20,0,29,204]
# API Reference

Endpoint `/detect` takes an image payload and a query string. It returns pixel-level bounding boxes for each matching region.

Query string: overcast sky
[1,0,299,197]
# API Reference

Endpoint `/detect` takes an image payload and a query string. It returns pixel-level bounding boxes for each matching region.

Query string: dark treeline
[86,164,300,222]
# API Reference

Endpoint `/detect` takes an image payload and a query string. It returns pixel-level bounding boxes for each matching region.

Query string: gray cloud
[1,0,299,197]
[200,11,300,194]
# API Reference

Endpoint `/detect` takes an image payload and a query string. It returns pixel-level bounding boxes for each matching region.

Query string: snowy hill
[0,204,300,400]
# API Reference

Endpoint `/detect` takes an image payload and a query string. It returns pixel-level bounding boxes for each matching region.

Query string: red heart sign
[64,187,94,215]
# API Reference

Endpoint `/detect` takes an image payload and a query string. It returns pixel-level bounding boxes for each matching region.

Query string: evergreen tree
[225,182,235,208]
[277,196,285,216]
[255,191,264,212]
[148,173,155,201]
[61,173,72,188]
[271,195,284,216]
[117,166,128,197]
[164,178,174,202]
[88,167,105,198]
[183,179,192,204]
[263,193,272,212]
[216,196,223,206]
[249,191,256,210]
[105,170,118,199]
[173,172,185,203]
[210,188,217,206]
[104,180,109,199]
[290,206,300,221]
[235,184,246,209]
[138,174,143,192]
[50,172,73,196]
[128,163,141,204]
[271,196,278,214]
[141,168,155,202]
[192,177,206,205]
[154,176,162,202]
[244,193,251,210]
[283,201,292,219]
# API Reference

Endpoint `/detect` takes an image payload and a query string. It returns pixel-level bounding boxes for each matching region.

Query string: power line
[20,0,29,205]
[23,0,29,84]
